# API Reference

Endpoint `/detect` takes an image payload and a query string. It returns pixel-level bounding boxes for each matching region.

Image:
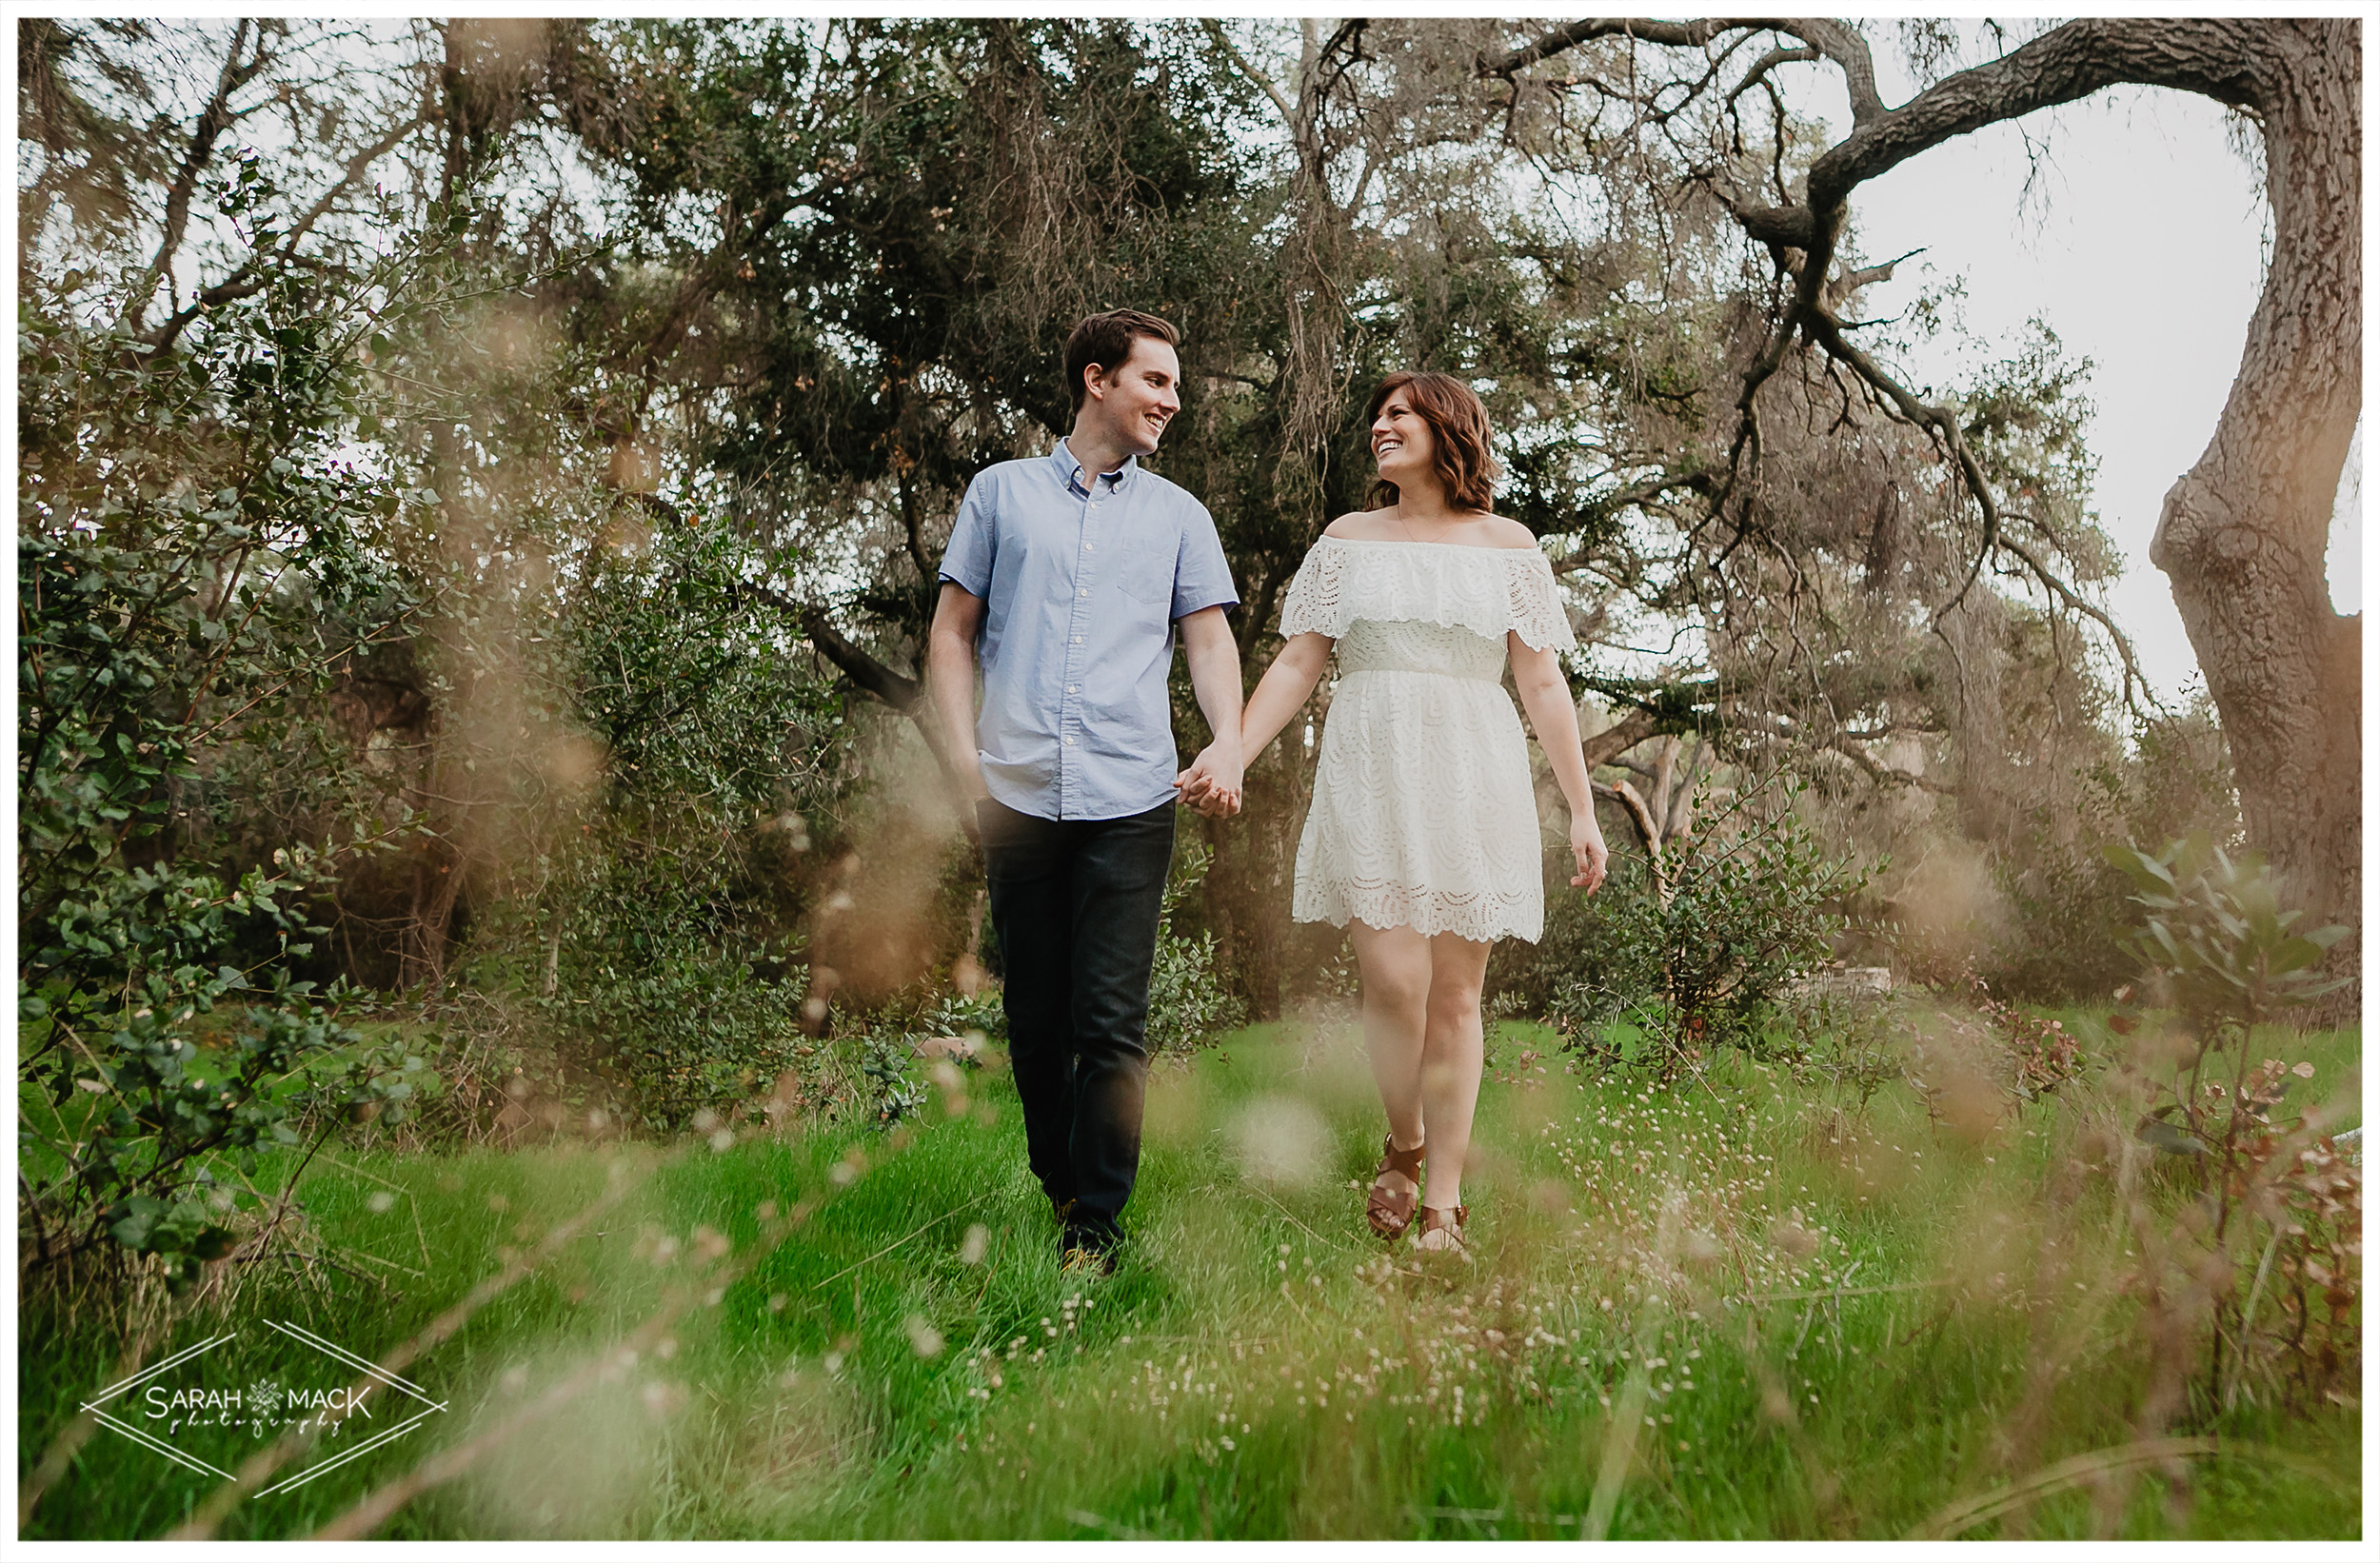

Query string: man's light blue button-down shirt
[939,441,1239,821]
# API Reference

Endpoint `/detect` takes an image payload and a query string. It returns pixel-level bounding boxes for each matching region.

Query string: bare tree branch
[124,20,272,331]
[144,108,432,351]
[1803,18,2279,211]
[1829,245,1924,305]
[1478,18,1760,80]
[1594,777,1669,900]
[731,578,918,710]
[1993,526,2160,721]
[1793,305,2033,639]
[1582,706,1669,770]
[1201,19,1296,129]
[1504,18,2324,688]
[1767,18,1885,125]
[1723,45,1820,111]
[1823,733,1956,794]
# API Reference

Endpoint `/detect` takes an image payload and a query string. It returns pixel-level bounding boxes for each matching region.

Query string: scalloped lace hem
[1292,877,1542,944]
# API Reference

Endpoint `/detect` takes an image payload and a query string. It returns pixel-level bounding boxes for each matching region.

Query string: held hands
[1570,811,1610,894]
[1173,741,1244,818]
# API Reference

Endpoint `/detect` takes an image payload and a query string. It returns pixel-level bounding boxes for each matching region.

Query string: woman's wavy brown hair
[1364,370,1501,513]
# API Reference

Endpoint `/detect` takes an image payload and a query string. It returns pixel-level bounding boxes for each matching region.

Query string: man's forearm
[926,627,986,799]
[1184,636,1244,759]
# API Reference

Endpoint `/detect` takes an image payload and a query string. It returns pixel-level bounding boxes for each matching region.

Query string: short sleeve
[1169,502,1239,621]
[1506,549,1575,650]
[1276,540,1343,639]
[937,472,997,597]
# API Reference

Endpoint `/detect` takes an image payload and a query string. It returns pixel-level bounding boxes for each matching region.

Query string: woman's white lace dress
[1280,537,1576,943]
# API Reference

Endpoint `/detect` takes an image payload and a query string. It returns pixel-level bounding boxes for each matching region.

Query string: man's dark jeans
[978,796,1175,1255]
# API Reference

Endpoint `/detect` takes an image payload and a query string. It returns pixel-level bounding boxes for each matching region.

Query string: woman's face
[1370,390,1436,488]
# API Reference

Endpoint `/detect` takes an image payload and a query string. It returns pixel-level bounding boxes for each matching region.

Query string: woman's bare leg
[1415,932,1493,1244]
[1350,920,1432,1207]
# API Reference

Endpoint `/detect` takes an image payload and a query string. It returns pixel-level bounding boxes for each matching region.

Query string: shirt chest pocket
[1111,544,1177,610]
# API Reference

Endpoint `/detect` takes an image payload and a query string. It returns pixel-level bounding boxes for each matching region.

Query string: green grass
[17,1007,2362,1539]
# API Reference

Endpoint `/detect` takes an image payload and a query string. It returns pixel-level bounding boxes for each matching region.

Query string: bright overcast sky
[1785,39,2359,707]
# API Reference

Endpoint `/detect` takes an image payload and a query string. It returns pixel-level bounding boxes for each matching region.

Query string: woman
[1238,371,1607,1250]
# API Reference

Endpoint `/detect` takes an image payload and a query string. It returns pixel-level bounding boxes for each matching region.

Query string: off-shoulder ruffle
[1276,536,1575,651]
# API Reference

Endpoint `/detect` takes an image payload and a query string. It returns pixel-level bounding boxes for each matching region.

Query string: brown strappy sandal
[1365,1134,1426,1239]
[1414,1203,1469,1253]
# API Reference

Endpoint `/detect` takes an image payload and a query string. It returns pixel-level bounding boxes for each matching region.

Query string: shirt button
[1078,588,1088,597]
[1063,736,1076,746]
[1067,684,1078,694]
[1085,542,1095,551]
[1072,636,1082,644]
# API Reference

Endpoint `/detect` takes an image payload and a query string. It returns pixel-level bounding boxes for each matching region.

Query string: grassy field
[17,1001,2363,1540]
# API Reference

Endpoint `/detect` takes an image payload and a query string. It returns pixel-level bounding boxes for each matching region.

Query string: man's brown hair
[1064,308,1180,413]
[1364,370,1501,513]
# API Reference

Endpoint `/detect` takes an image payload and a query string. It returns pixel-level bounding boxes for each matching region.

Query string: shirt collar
[1052,439,1136,497]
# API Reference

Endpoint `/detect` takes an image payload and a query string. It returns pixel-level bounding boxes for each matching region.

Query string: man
[927,308,1244,1272]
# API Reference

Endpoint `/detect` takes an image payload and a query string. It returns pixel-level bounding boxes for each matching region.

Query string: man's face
[1085,335,1181,456]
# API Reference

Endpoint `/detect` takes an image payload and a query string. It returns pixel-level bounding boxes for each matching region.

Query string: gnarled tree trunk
[1509,16,2362,1005]
[2146,23,2360,1007]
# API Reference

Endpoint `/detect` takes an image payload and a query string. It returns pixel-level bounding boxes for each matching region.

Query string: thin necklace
[1393,501,1461,544]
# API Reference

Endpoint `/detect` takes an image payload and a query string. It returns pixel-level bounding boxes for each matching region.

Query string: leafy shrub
[830,998,989,1134]
[551,940,817,1133]
[2240,1100,2361,1410]
[1982,703,2241,1001]
[1550,781,1872,1077]
[2104,834,2355,1413]
[1970,983,2087,1110]
[858,1032,929,1128]
[1144,842,1247,1058]
[18,225,425,1282]
[926,989,1008,1045]
[1771,990,1906,1114]
[400,505,861,1134]
[2106,834,2346,1039]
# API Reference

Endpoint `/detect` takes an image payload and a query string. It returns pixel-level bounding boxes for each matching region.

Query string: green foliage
[2105,834,2347,1038]
[1769,991,1907,1115]
[1982,703,2240,1001]
[927,990,1009,1045]
[17,177,430,1278]
[2106,835,2356,1413]
[1144,843,1247,1059]
[1552,783,1872,1075]
[2106,831,2346,1164]
[838,991,1007,1132]
[486,517,855,1131]
[544,923,817,1134]
[858,1032,929,1128]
